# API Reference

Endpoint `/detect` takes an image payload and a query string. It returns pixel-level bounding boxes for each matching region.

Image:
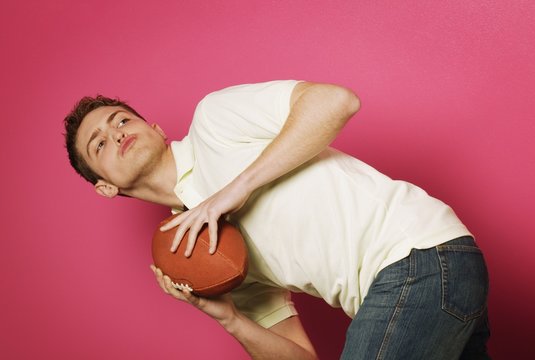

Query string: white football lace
[171,281,193,292]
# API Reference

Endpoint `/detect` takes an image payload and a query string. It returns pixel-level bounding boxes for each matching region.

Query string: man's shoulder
[189,80,301,140]
[193,80,300,116]
[202,80,300,101]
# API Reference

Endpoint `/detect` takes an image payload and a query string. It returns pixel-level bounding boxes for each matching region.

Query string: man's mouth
[120,135,136,156]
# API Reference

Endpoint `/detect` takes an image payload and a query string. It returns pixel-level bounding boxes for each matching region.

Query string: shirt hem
[256,304,298,329]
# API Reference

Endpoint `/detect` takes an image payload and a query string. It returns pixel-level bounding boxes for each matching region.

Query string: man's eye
[96,140,105,153]
[118,119,129,127]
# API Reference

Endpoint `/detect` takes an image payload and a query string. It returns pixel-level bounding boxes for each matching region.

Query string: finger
[160,211,188,231]
[163,276,181,297]
[155,268,169,294]
[163,276,188,301]
[155,267,163,279]
[208,218,218,254]
[170,218,194,252]
[185,220,205,257]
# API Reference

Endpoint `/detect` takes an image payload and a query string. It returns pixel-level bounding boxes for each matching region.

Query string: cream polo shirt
[171,80,472,328]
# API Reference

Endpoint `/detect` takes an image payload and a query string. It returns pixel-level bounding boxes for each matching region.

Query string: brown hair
[63,95,144,184]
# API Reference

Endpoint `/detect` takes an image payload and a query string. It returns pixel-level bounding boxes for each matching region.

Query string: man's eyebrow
[86,110,125,158]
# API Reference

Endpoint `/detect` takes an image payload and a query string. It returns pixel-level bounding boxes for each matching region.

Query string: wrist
[219,310,245,335]
[235,170,257,195]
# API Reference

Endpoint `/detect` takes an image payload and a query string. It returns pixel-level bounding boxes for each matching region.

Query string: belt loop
[408,248,416,279]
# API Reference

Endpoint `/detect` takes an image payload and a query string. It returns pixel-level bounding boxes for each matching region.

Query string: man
[65,80,490,359]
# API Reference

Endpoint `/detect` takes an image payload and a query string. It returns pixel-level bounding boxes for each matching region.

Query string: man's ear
[152,123,167,140]
[95,180,119,198]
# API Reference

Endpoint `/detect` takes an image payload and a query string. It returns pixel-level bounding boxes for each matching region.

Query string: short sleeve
[193,80,301,143]
[231,282,298,328]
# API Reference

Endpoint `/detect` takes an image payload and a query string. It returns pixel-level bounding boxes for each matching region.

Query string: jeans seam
[436,244,482,253]
[436,246,449,319]
[376,251,415,360]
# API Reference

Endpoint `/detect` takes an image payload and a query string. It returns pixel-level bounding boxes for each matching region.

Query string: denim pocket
[436,239,489,322]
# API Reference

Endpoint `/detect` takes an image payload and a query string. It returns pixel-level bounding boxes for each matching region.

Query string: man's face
[76,106,167,191]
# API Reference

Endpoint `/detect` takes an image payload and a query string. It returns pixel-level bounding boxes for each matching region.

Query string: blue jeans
[341,236,490,359]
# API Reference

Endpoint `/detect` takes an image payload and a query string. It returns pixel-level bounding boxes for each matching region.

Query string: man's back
[168,80,472,325]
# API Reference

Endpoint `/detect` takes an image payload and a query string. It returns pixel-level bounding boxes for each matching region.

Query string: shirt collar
[170,136,194,182]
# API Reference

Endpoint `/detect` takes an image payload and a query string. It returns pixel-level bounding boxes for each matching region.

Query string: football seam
[195,236,246,290]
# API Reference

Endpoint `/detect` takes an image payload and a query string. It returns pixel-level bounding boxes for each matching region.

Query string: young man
[65,80,490,359]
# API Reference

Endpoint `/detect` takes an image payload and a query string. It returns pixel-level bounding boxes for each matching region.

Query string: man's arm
[236,81,360,198]
[163,81,361,255]
[153,266,318,359]
[225,310,318,360]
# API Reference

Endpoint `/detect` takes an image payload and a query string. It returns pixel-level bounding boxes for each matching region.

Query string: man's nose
[111,129,127,145]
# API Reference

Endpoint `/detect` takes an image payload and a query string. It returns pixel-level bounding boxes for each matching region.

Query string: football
[151,214,248,297]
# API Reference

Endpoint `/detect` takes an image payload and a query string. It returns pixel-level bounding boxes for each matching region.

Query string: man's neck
[121,145,184,209]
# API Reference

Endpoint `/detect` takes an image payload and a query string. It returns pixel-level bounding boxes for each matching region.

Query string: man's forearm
[237,82,360,194]
[221,313,317,360]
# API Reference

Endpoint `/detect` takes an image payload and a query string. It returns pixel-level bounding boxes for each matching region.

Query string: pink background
[2,0,533,358]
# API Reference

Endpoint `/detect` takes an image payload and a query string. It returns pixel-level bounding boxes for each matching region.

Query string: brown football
[151,214,248,297]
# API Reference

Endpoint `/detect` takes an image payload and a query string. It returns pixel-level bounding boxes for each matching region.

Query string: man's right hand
[150,264,238,326]
[150,264,318,359]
